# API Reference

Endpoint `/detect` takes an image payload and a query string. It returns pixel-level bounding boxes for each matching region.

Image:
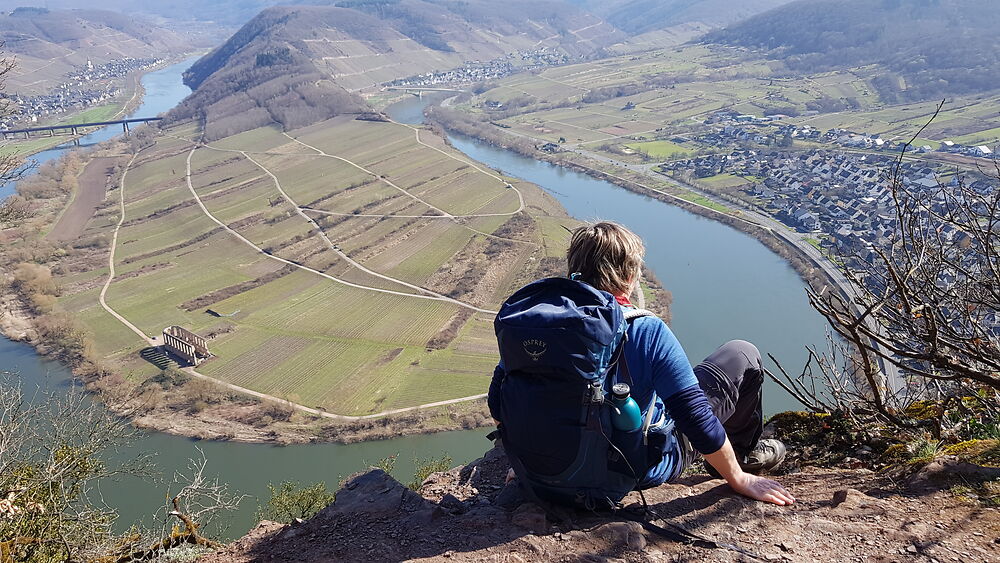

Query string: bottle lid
[611,383,630,399]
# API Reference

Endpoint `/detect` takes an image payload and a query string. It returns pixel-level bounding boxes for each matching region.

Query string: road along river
[2,66,829,538]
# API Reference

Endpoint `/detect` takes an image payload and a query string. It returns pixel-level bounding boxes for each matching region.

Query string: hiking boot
[703,439,787,478]
[741,439,787,474]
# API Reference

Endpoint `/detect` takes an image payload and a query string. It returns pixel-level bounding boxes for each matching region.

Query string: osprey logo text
[522,339,547,362]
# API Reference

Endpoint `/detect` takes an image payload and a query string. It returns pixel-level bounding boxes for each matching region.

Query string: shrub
[12,262,57,296]
[34,314,91,365]
[256,481,335,523]
[28,292,57,313]
[147,368,191,390]
[407,455,453,490]
[71,235,110,249]
[365,455,397,474]
[257,400,295,422]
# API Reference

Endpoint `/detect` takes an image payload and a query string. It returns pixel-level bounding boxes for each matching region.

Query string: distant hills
[175,1,624,139]
[2,0,797,37]
[0,0,281,27]
[0,8,191,94]
[568,0,794,34]
[705,0,1000,102]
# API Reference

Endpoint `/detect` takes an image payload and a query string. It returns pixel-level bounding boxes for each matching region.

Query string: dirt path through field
[47,156,118,242]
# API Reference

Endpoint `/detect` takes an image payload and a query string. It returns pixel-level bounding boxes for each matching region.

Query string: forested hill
[0,8,189,93]
[568,0,794,34]
[174,1,624,140]
[705,0,1000,102]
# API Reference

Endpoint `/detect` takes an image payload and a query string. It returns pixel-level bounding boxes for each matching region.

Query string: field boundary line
[279,129,537,246]
[236,148,499,313]
[184,147,497,312]
[281,132,456,218]
[392,119,527,214]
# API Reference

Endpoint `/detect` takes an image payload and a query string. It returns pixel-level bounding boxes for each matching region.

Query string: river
[1,65,830,538]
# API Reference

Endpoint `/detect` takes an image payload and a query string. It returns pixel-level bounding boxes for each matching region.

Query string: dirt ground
[47,156,119,242]
[199,446,1000,562]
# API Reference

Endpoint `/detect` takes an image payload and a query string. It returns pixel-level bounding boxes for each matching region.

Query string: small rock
[595,521,645,551]
[439,493,467,514]
[842,456,865,469]
[495,482,527,509]
[907,545,919,554]
[522,535,546,554]
[511,503,547,534]
[626,531,647,551]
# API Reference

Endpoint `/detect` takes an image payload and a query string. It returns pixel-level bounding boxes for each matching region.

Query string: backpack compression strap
[616,308,658,441]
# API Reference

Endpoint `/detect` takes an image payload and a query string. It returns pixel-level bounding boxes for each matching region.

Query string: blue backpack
[493,277,656,509]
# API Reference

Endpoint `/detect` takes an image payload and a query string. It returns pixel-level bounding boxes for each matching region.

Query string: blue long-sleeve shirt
[621,315,726,456]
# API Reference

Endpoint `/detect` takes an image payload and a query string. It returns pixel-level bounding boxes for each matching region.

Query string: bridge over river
[1,116,163,140]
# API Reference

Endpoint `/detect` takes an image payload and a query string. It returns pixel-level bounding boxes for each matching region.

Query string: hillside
[570,0,794,34]
[0,8,190,95]
[174,1,624,139]
[705,0,1000,102]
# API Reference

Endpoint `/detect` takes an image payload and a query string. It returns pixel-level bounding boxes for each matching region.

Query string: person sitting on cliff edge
[489,221,794,509]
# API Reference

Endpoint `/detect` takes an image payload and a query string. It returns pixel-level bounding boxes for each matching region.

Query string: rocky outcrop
[201,446,1000,562]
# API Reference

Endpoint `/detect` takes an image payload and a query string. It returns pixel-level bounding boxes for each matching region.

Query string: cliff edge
[200,446,999,562]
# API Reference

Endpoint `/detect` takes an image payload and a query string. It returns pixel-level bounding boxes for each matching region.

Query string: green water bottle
[610,383,642,432]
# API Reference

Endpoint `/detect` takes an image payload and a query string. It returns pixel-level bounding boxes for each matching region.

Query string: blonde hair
[567,221,644,295]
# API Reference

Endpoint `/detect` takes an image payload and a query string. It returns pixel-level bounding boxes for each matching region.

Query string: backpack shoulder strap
[622,308,655,321]
[617,308,662,443]
[615,308,655,388]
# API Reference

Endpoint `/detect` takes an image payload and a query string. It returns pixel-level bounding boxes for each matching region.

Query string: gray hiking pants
[679,339,765,471]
